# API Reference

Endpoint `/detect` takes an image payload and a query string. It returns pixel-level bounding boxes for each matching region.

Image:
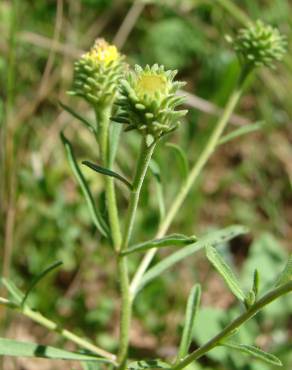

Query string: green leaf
[149,160,166,223]
[222,342,282,367]
[21,261,63,307]
[60,133,109,238]
[165,143,189,180]
[206,246,245,302]
[0,338,111,363]
[136,225,248,293]
[82,363,101,370]
[59,101,94,132]
[128,360,170,370]
[122,234,197,256]
[275,254,292,287]
[82,161,133,190]
[1,278,24,305]
[218,121,265,146]
[178,284,201,359]
[108,124,122,168]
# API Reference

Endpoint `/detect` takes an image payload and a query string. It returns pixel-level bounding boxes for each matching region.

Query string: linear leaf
[218,121,264,146]
[166,143,189,180]
[82,161,132,190]
[59,101,94,132]
[222,342,282,367]
[128,360,170,370]
[122,234,197,256]
[0,338,111,363]
[1,278,24,305]
[60,133,109,238]
[149,160,166,223]
[206,246,245,301]
[108,124,122,168]
[275,254,292,287]
[178,284,201,360]
[137,225,248,293]
[21,261,63,307]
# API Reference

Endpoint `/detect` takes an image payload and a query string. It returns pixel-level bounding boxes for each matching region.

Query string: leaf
[136,225,248,293]
[222,342,282,367]
[165,143,189,180]
[1,278,24,305]
[178,284,201,359]
[128,360,170,370]
[60,133,109,238]
[206,246,245,302]
[82,362,101,370]
[82,161,133,190]
[0,338,111,363]
[218,121,264,146]
[275,254,292,287]
[149,160,166,223]
[122,234,197,256]
[108,124,122,168]
[21,261,63,307]
[59,101,94,132]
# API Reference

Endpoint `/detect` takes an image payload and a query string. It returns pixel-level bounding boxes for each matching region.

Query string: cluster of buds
[228,20,287,71]
[69,39,126,107]
[112,64,187,141]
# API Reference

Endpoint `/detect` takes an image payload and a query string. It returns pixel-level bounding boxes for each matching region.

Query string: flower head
[113,64,187,141]
[228,20,287,70]
[69,39,126,107]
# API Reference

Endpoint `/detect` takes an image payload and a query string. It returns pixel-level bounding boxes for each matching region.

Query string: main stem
[130,72,248,296]
[117,137,156,369]
[172,281,292,370]
[96,107,122,251]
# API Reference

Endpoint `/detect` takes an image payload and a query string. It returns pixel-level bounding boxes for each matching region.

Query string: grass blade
[206,246,245,302]
[122,234,197,256]
[222,342,282,367]
[60,133,109,238]
[0,338,111,363]
[82,161,133,190]
[178,284,201,360]
[137,225,248,293]
[59,101,94,132]
[275,254,292,287]
[21,261,63,307]
[166,143,189,180]
[218,121,264,146]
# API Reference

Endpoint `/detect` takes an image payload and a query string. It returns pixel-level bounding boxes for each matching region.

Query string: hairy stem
[0,300,116,362]
[172,281,292,370]
[130,72,248,297]
[117,137,156,369]
[96,107,122,251]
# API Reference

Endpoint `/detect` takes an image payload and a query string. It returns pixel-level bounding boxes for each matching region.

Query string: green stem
[95,107,122,251]
[0,300,116,363]
[130,71,249,297]
[172,281,292,370]
[117,137,156,369]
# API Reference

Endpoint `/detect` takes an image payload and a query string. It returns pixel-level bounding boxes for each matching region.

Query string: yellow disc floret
[84,39,119,66]
[135,74,170,99]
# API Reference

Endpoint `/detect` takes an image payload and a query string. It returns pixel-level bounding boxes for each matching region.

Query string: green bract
[113,64,187,141]
[230,20,287,70]
[69,38,126,107]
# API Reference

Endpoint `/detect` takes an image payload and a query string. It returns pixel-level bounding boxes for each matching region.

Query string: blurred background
[0,0,292,369]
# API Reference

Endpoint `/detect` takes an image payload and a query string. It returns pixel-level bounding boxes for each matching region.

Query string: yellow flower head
[135,73,170,100]
[84,39,119,66]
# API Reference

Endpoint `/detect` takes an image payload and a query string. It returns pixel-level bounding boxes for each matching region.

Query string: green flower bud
[113,64,187,140]
[69,38,126,107]
[228,20,287,70]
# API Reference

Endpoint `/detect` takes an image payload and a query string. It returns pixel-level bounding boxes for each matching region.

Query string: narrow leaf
[178,284,201,359]
[21,261,63,307]
[122,234,197,256]
[0,338,111,363]
[166,143,189,180]
[206,246,245,302]
[1,278,24,305]
[108,124,122,168]
[59,101,94,132]
[275,254,292,287]
[218,121,264,146]
[137,225,248,293]
[223,342,282,367]
[61,133,109,238]
[149,160,166,223]
[128,360,170,370]
[82,161,133,190]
